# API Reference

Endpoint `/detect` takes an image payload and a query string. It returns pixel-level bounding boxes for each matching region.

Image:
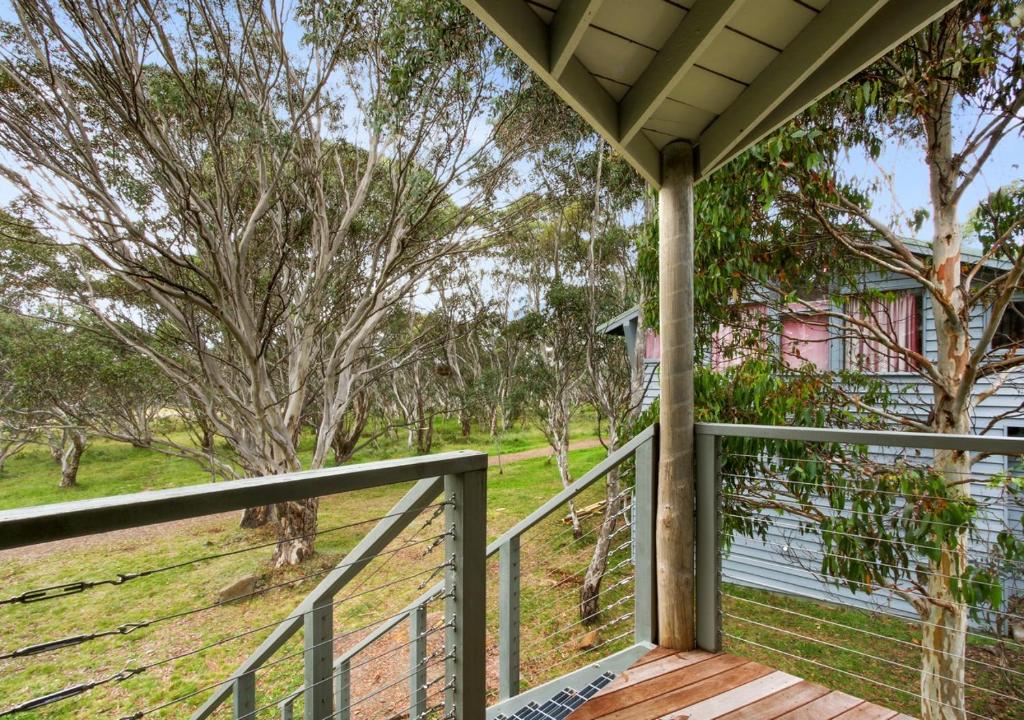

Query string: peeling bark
[58,428,86,488]
[579,466,622,623]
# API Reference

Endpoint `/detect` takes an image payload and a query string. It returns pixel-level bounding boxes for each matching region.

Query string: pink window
[644,329,660,360]
[846,292,920,373]
[781,313,830,371]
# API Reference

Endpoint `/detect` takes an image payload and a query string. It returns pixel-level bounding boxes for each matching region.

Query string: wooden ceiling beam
[461,0,661,185]
[619,0,743,146]
[550,0,605,78]
[707,0,961,176]
[696,0,888,175]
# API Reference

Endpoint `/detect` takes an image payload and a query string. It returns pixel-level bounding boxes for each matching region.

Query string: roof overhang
[597,305,640,336]
[461,0,960,186]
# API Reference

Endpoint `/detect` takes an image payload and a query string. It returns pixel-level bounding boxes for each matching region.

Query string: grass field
[0,415,595,510]
[1,420,1021,719]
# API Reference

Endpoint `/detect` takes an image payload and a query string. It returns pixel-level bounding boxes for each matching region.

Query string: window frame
[843,289,925,376]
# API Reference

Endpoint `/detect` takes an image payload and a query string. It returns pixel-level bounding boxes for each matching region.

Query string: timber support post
[657,141,696,650]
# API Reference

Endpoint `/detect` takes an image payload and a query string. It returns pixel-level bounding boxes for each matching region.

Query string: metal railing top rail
[0,450,487,551]
[491,424,654,548]
[695,422,1024,454]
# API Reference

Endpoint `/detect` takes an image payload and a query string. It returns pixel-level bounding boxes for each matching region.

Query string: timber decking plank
[774,690,864,720]
[595,662,776,720]
[831,704,898,720]
[631,647,680,667]
[658,670,803,719]
[561,649,909,720]
[594,650,716,697]
[716,680,832,720]
[567,654,749,720]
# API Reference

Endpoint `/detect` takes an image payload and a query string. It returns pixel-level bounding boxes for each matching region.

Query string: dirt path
[1,438,606,561]
[488,437,603,466]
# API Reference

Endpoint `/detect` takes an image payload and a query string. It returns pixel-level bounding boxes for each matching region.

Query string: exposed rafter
[618,0,743,146]
[462,0,661,184]
[713,0,962,175]
[695,0,888,174]
[461,0,962,187]
[550,0,605,78]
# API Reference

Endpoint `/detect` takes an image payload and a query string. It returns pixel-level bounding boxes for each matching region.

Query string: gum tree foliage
[499,101,645,617]
[0,0,545,565]
[0,311,174,487]
[636,4,1024,716]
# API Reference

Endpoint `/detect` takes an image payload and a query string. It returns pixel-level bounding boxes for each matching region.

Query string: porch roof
[461,0,958,186]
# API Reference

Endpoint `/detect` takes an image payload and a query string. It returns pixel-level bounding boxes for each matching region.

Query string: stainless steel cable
[0,504,450,607]
[725,611,1022,702]
[0,533,451,662]
[720,512,1001,557]
[722,472,1020,505]
[113,606,453,719]
[7,564,453,718]
[723,546,1023,622]
[721,571,1024,651]
[730,534,1010,592]
[723,591,1024,678]
[518,592,636,659]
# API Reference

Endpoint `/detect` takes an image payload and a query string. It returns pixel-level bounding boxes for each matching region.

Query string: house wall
[631,271,1024,627]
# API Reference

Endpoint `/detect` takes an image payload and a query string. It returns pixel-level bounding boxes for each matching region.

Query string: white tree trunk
[921,92,969,719]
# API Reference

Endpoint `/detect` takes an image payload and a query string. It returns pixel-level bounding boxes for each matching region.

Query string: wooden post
[305,596,334,720]
[233,671,256,720]
[409,604,428,718]
[633,428,658,645]
[657,141,696,650]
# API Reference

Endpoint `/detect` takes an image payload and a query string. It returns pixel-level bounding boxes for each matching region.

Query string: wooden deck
[565,647,914,720]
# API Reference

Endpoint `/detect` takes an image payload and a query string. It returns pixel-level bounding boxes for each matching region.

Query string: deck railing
[694,423,1024,719]
[0,451,487,720]
[5,422,1020,720]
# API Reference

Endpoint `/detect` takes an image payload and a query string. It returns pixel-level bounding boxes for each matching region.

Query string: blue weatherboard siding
[609,263,1024,628]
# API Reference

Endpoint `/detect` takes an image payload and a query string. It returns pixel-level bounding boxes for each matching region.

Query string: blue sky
[839,126,1023,240]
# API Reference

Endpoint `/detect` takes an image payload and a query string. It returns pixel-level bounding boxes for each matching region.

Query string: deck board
[565,647,914,720]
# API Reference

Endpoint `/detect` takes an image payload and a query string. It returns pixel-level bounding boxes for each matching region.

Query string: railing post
[445,468,487,720]
[409,604,428,719]
[498,535,520,700]
[305,595,334,720]
[333,657,350,720]
[233,671,256,720]
[634,426,658,645]
[695,431,722,652]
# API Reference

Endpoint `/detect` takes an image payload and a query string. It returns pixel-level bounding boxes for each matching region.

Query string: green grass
[0,412,599,510]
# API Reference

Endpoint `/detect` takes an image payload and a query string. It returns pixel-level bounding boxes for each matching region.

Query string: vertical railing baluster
[233,671,256,720]
[695,431,722,652]
[279,698,294,720]
[498,535,521,700]
[634,426,658,645]
[409,604,428,719]
[305,595,334,720]
[334,657,350,720]
[444,469,487,720]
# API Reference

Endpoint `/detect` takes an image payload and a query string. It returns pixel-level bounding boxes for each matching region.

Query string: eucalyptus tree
[764,6,1024,715]
[0,0,540,564]
[0,311,174,487]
